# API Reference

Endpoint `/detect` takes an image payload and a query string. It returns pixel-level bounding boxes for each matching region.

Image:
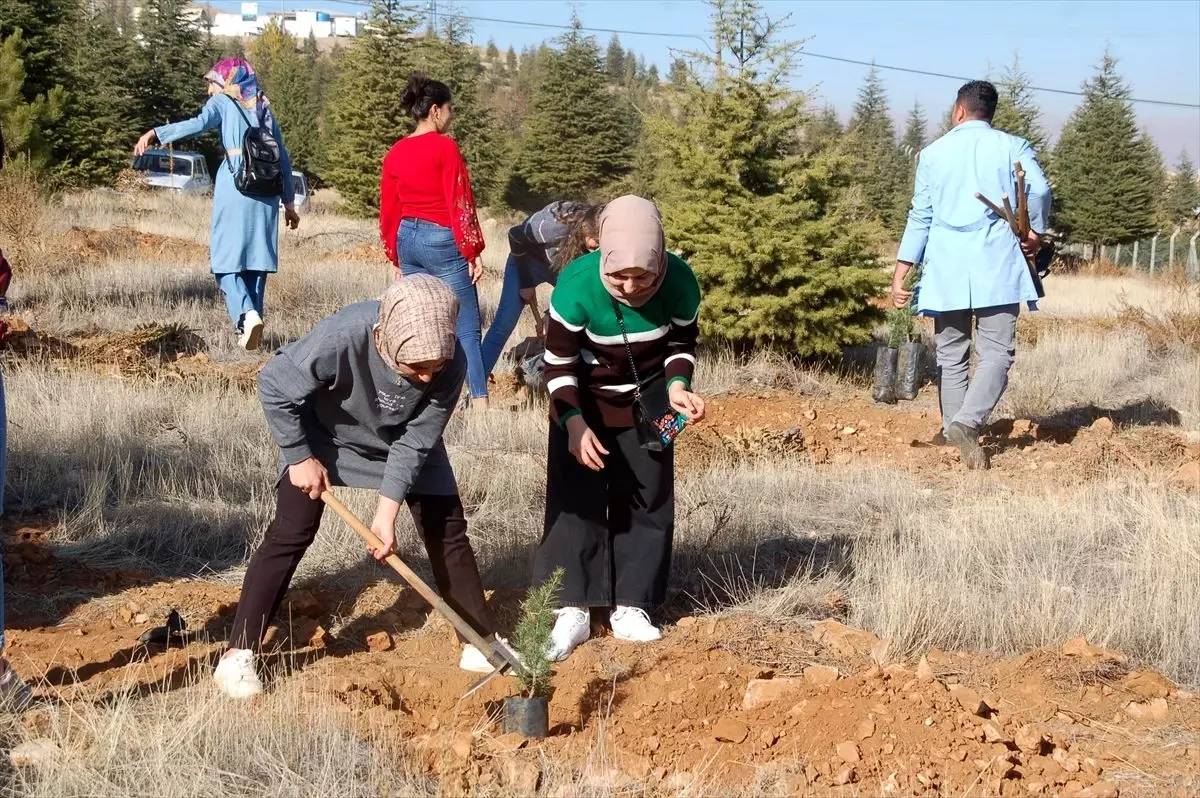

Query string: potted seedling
[894,267,924,400]
[872,320,901,405]
[503,568,563,738]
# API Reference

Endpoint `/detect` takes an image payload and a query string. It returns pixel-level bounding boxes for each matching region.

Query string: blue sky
[215,0,1200,163]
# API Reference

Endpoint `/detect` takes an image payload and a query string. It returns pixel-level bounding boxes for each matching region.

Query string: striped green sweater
[544,251,701,428]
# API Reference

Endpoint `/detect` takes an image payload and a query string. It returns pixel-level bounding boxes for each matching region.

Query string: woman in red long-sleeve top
[380,72,490,408]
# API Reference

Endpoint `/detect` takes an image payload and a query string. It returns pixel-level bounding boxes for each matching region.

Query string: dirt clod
[833,766,857,785]
[856,719,876,740]
[949,685,991,717]
[1123,669,1173,699]
[1061,636,1127,663]
[812,619,882,658]
[836,741,861,764]
[916,655,935,682]
[366,631,393,653]
[1078,782,1120,798]
[743,678,805,710]
[1015,724,1048,754]
[500,759,540,793]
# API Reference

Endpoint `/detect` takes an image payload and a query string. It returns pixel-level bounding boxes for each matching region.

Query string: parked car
[288,172,310,209]
[131,149,212,194]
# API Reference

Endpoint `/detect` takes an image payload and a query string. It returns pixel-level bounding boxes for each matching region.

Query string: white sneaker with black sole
[610,606,662,642]
[460,635,521,673]
[238,310,264,351]
[546,607,590,662]
[213,649,264,698]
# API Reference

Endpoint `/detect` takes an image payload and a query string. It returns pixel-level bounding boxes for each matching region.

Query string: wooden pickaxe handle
[1014,161,1031,239]
[974,192,1046,299]
[319,490,519,673]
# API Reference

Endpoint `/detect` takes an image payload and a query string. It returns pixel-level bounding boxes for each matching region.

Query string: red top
[379,132,485,265]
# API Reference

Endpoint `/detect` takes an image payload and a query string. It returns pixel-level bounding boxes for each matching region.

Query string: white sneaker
[238,310,264,351]
[547,607,591,662]
[0,663,33,711]
[213,649,263,698]
[459,635,519,673]
[610,606,662,643]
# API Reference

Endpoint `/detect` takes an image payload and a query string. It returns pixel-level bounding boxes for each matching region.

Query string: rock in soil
[836,741,861,764]
[500,759,541,793]
[1123,669,1174,699]
[803,664,840,685]
[1124,697,1169,722]
[742,678,804,710]
[811,619,882,658]
[916,655,935,682]
[1061,636,1127,663]
[366,631,393,653]
[949,685,992,717]
[712,718,749,744]
[10,739,61,768]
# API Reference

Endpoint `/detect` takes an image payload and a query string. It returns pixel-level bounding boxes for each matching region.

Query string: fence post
[1189,232,1200,281]
[1169,227,1181,269]
[1132,239,1139,271]
[1114,243,1122,267]
[1150,235,1158,275]
[1100,244,1107,263]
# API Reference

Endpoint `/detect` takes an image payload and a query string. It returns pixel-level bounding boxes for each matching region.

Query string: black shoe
[946,422,989,470]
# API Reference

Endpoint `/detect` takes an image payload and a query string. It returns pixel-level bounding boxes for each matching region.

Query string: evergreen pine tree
[605,34,625,83]
[505,45,517,72]
[647,0,885,356]
[991,54,1048,157]
[845,66,908,234]
[900,101,926,158]
[646,63,660,85]
[1165,151,1200,226]
[668,57,689,87]
[485,37,499,61]
[248,19,292,89]
[54,5,143,185]
[0,30,66,169]
[515,17,636,199]
[936,105,954,137]
[1051,52,1161,246]
[800,104,842,155]
[133,0,216,131]
[323,1,419,215]
[0,0,75,103]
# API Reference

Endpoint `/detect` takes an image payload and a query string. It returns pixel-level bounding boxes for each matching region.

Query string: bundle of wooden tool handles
[974,161,1045,299]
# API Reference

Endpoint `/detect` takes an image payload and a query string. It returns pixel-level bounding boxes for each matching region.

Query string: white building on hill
[133,2,364,40]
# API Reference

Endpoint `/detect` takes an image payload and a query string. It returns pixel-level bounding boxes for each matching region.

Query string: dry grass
[1,189,1198,793]
[1036,273,1191,318]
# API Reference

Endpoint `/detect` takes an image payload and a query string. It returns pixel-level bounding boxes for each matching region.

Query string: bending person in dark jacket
[479,201,603,377]
[214,274,509,698]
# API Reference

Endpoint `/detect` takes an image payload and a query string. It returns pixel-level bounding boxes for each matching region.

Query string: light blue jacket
[897,120,1051,313]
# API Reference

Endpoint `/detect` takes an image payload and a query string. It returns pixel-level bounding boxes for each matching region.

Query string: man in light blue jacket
[892,80,1050,470]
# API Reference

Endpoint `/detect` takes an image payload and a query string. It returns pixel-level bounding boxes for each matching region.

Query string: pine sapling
[510,568,564,699]
[886,266,922,348]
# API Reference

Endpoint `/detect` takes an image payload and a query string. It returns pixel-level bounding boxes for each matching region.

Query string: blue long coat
[155,94,295,275]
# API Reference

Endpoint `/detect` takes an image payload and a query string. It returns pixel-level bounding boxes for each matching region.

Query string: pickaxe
[320,490,524,698]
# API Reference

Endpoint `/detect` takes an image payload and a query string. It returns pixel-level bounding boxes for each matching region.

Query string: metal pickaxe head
[462,638,525,699]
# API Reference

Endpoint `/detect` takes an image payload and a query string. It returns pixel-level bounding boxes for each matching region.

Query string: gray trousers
[934,304,1019,433]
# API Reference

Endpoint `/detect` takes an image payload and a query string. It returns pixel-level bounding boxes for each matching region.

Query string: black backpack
[223,96,283,198]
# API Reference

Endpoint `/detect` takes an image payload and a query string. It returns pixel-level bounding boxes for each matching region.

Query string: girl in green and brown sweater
[533,195,705,662]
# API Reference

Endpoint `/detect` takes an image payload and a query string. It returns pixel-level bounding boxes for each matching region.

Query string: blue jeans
[480,255,528,377]
[399,219,487,399]
[216,271,268,330]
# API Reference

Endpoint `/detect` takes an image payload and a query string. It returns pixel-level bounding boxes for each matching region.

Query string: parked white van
[288,172,310,209]
[131,149,213,194]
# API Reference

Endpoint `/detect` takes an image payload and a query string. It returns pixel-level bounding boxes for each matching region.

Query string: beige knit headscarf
[375,274,460,371]
[599,195,668,307]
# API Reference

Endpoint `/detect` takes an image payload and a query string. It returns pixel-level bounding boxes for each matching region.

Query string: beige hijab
[599,195,668,307]
[375,274,460,370]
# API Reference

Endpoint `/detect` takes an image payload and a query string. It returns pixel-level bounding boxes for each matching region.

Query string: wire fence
[1058,227,1200,280]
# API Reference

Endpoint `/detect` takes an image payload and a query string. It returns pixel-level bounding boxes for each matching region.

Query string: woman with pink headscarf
[534,196,706,663]
[133,58,299,351]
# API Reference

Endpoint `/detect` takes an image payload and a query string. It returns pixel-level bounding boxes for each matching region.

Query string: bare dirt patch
[679,389,1195,489]
[5,544,1197,795]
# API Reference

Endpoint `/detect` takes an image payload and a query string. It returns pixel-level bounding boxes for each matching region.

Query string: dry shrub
[0,160,55,274]
[1114,280,1200,354]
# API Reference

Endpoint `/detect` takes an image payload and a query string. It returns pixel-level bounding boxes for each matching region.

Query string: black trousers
[532,422,675,610]
[229,481,495,650]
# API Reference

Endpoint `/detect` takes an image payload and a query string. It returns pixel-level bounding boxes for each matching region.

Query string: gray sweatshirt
[257,300,464,501]
[507,200,582,289]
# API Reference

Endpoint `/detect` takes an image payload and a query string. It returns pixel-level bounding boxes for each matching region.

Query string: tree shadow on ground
[17,274,222,314]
